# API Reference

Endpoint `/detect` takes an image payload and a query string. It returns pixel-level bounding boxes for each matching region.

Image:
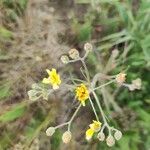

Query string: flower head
[97,132,105,141]
[89,120,102,132]
[84,43,93,52]
[60,55,69,64]
[69,48,80,59]
[75,84,89,106]
[86,128,94,141]
[46,127,55,136]
[116,72,126,84]
[42,68,61,89]
[106,135,115,147]
[114,130,122,141]
[62,131,72,144]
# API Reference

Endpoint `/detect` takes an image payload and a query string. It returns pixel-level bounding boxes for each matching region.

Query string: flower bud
[62,131,72,144]
[46,127,55,136]
[68,49,79,59]
[114,130,122,141]
[84,43,93,52]
[106,135,115,147]
[60,55,69,64]
[97,132,105,141]
[116,73,126,85]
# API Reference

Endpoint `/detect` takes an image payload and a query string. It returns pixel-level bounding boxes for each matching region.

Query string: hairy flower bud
[106,135,115,147]
[68,49,79,59]
[62,131,72,144]
[60,55,69,64]
[114,130,122,141]
[84,43,93,52]
[46,127,55,136]
[97,132,105,141]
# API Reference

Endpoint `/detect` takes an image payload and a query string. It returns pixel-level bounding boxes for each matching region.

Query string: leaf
[118,135,130,150]
[141,35,150,62]
[18,0,28,9]
[0,105,26,123]
[0,26,13,39]
[75,0,91,4]
[0,85,11,100]
[78,23,92,42]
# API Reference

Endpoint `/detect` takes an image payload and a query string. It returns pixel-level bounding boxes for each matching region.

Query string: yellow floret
[75,84,89,106]
[42,68,61,89]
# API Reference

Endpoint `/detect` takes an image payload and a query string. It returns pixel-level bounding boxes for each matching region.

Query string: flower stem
[81,59,90,84]
[55,122,69,129]
[89,96,99,121]
[92,90,110,128]
[93,80,115,91]
[68,104,82,131]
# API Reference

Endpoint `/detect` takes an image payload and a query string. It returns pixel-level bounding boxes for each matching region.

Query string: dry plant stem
[89,96,99,121]
[68,104,82,131]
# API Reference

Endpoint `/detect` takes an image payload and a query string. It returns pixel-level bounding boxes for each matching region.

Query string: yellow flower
[75,84,89,106]
[42,68,61,89]
[86,128,94,140]
[89,120,102,132]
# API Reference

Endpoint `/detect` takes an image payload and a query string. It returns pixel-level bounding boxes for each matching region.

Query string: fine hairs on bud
[106,135,115,147]
[62,131,72,144]
[97,132,105,141]
[68,49,79,60]
[114,130,122,141]
[60,55,69,64]
[46,127,55,137]
[84,43,93,52]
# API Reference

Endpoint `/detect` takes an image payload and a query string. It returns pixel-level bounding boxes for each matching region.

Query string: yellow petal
[86,128,94,140]
[42,78,50,84]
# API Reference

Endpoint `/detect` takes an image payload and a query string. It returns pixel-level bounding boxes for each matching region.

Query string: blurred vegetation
[0,0,150,150]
